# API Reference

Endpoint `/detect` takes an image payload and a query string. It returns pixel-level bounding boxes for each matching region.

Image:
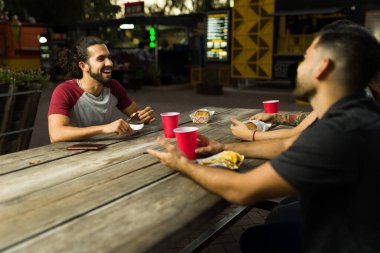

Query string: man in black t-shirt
[148,20,380,252]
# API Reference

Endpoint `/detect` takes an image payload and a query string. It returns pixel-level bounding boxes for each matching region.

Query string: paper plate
[197,151,244,170]
[242,120,271,132]
[190,108,215,124]
[130,123,144,131]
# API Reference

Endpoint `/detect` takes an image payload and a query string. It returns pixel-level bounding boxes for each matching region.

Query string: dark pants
[240,197,302,253]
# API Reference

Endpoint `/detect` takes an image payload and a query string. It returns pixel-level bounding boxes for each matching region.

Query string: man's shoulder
[324,97,380,131]
[105,79,123,89]
[52,79,82,102]
[55,79,78,91]
[105,79,128,97]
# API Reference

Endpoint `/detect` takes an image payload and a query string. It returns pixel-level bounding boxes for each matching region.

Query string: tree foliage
[83,0,120,21]
[2,0,229,26]
[146,0,230,16]
[3,0,119,27]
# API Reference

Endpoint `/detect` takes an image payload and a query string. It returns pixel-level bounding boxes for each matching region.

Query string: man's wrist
[222,143,230,151]
[178,157,191,172]
[99,125,107,134]
[251,130,257,141]
[272,113,279,123]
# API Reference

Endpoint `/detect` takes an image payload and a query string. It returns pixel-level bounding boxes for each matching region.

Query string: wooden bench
[180,199,281,253]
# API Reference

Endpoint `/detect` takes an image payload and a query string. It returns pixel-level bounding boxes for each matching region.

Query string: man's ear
[78,61,88,71]
[315,57,333,80]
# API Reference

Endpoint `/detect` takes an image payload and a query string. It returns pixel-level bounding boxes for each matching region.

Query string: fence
[0,83,41,155]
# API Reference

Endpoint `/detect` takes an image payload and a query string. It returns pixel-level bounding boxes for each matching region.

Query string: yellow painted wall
[231,0,274,79]
[7,59,41,70]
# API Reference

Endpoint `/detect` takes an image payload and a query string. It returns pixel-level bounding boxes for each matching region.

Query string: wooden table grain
[0,107,267,253]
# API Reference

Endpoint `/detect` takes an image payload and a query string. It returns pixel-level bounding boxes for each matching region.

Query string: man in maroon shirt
[48,36,155,143]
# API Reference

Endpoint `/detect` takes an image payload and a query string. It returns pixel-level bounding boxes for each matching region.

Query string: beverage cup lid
[160,112,180,116]
[173,127,198,133]
[263,100,279,103]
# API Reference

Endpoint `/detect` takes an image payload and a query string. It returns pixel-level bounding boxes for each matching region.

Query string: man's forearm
[223,138,290,159]
[273,112,309,127]
[178,160,252,205]
[49,125,104,143]
[178,158,294,205]
[255,128,296,141]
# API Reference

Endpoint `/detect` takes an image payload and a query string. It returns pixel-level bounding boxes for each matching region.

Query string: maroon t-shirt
[48,79,132,127]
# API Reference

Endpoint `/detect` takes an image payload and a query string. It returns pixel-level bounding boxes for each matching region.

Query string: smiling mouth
[102,69,112,75]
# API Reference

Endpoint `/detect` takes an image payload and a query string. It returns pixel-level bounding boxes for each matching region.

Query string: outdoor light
[149,26,156,48]
[39,36,47,44]
[120,24,135,29]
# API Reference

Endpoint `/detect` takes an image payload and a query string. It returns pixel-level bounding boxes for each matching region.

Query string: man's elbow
[226,189,257,206]
[49,131,64,143]
[49,135,59,144]
[284,135,298,150]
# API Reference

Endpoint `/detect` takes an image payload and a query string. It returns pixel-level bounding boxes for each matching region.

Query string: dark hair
[316,20,380,92]
[57,36,106,79]
[368,71,380,102]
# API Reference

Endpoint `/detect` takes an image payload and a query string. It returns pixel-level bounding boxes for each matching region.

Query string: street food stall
[78,14,204,88]
[0,18,47,70]
[230,0,380,87]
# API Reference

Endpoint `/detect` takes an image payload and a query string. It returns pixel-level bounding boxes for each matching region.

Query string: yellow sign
[206,11,230,62]
[231,0,274,79]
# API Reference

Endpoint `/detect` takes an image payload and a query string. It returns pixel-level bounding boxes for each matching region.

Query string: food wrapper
[190,108,215,124]
[196,151,244,170]
[243,120,272,132]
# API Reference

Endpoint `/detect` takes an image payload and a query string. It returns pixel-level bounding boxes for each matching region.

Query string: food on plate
[194,110,210,117]
[243,120,271,132]
[190,109,215,124]
[219,151,244,169]
[245,122,257,130]
[197,151,244,170]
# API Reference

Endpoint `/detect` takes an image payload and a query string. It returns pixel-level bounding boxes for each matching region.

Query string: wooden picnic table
[0,107,272,253]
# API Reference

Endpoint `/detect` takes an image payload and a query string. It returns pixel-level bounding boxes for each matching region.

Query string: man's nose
[105,58,113,66]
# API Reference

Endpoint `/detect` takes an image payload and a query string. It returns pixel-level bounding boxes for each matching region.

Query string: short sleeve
[48,82,81,117]
[108,80,133,110]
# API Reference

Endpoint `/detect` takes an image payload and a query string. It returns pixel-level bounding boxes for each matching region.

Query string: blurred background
[1,0,379,88]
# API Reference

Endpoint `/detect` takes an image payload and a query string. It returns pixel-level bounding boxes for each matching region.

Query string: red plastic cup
[263,100,279,113]
[160,112,180,138]
[173,127,198,160]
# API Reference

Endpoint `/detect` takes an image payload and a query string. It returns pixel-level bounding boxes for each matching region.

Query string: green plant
[0,68,50,89]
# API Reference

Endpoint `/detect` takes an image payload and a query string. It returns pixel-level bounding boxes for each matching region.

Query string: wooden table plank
[0,134,162,202]
[0,107,271,253]
[3,174,225,253]
[0,156,173,250]
[1,107,239,201]
[1,157,266,252]
[2,157,265,253]
[0,107,262,203]
[0,107,234,175]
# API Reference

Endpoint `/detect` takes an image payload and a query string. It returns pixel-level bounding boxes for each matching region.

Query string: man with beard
[148,20,380,252]
[48,36,155,143]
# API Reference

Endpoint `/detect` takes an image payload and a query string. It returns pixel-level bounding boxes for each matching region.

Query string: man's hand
[147,137,189,171]
[249,112,275,122]
[230,118,252,141]
[195,134,224,154]
[102,119,133,135]
[137,106,155,124]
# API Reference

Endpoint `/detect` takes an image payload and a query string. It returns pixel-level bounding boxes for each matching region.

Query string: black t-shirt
[271,92,380,253]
